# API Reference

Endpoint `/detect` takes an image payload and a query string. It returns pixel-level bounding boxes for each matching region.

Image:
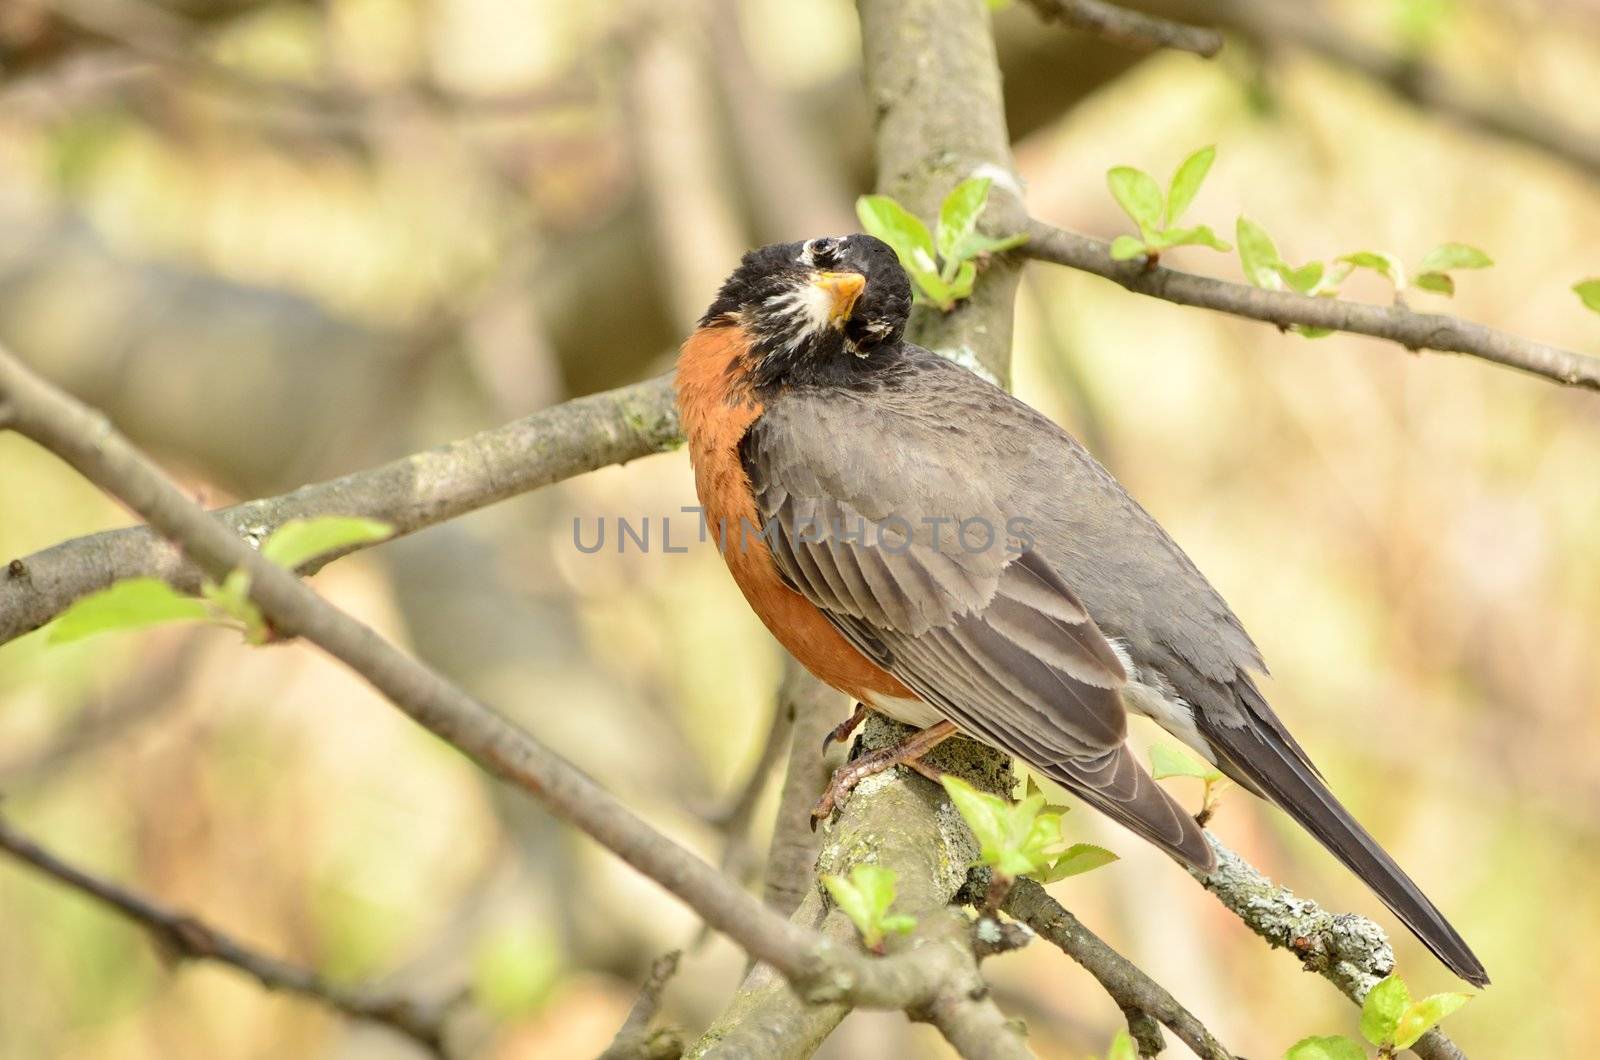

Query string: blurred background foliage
[1,0,1598,1056]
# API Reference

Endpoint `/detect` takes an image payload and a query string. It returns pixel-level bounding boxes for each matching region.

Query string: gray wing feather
[743,382,1214,868]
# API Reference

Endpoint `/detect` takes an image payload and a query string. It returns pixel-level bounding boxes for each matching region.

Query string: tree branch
[761,661,847,919]
[1208,0,1600,179]
[1003,878,1233,1059]
[0,816,454,1057]
[690,715,1023,1059]
[601,950,686,1060]
[0,345,1020,1035]
[0,375,682,648]
[1197,836,1467,1060]
[1023,0,1223,58]
[1023,220,1600,391]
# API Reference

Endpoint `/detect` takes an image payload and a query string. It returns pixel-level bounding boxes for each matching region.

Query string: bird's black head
[700,234,913,390]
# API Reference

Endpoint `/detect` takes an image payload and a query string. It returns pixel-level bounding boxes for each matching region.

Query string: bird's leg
[810,720,958,829]
[821,702,871,752]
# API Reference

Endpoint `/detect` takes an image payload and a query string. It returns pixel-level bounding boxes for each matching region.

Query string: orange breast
[675,325,915,704]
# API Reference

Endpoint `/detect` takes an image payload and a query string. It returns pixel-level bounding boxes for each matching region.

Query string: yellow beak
[814,271,866,325]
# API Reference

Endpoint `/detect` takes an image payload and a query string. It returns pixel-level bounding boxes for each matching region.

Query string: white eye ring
[801,237,840,267]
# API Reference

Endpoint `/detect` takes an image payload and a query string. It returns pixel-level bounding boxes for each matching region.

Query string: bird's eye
[807,237,841,265]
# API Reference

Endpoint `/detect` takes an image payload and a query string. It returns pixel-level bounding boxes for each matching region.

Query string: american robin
[675,233,1488,987]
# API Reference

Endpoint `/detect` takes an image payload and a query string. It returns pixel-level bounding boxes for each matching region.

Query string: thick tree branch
[1003,878,1233,1059]
[0,376,682,647]
[1197,836,1467,1060]
[1024,0,1223,58]
[0,816,453,1057]
[690,716,1023,1059]
[1023,220,1600,391]
[860,0,1025,378]
[0,346,1020,1036]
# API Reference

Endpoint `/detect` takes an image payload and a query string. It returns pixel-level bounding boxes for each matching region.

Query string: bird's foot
[810,720,957,830]
[820,703,871,753]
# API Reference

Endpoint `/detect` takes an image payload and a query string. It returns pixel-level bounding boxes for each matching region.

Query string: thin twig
[0,816,453,1057]
[600,950,685,1060]
[1023,219,1600,391]
[1003,878,1233,1060]
[762,661,847,918]
[1023,0,1223,57]
[1211,0,1600,178]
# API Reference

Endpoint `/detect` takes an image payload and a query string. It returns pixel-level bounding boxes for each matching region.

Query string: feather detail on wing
[741,396,1213,869]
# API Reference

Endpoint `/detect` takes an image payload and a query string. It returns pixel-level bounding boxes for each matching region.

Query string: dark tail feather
[1200,688,1489,988]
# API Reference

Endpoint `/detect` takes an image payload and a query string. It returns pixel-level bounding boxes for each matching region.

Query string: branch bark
[689,715,1022,1059]
[1023,0,1223,57]
[1003,878,1233,1059]
[1023,220,1600,391]
[1197,836,1467,1060]
[0,375,682,647]
[601,950,686,1060]
[0,816,454,1057]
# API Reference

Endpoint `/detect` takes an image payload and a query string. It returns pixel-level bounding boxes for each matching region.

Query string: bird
[674,232,1489,988]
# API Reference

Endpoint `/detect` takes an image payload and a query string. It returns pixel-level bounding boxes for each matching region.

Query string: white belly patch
[864,693,949,730]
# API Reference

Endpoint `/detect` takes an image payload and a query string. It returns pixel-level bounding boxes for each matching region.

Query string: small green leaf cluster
[1342,242,1493,297]
[1149,743,1230,822]
[1575,278,1600,315]
[1284,973,1471,1060]
[46,516,395,645]
[941,776,1119,884]
[1106,146,1232,263]
[856,177,1028,311]
[820,863,917,951]
[1236,217,1492,337]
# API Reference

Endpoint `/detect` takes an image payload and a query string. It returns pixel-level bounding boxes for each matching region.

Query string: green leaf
[943,776,1011,859]
[1236,217,1284,289]
[1572,278,1600,314]
[1417,242,1492,274]
[200,569,267,644]
[937,177,992,265]
[1109,235,1150,261]
[1150,744,1224,783]
[1154,224,1232,253]
[1361,975,1412,1046]
[1285,1034,1367,1060]
[946,259,979,302]
[1106,166,1164,236]
[1105,1030,1138,1060]
[1038,843,1119,882]
[1277,261,1325,295]
[955,230,1030,260]
[1414,272,1455,296]
[48,578,209,643]
[1165,145,1216,227]
[822,864,912,949]
[857,194,940,279]
[1338,251,1406,290]
[1393,993,1470,1048]
[261,516,395,571]
[1022,777,1072,817]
